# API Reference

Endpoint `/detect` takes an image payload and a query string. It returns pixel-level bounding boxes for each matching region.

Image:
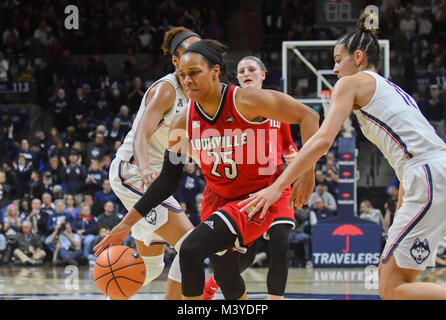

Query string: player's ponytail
[336,12,380,68]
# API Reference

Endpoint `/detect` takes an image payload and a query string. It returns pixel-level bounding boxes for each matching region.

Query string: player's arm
[94,112,191,255]
[239,76,356,216]
[235,88,319,145]
[132,82,176,188]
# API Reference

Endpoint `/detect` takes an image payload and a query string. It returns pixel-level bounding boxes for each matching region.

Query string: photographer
[44,199,73,252]
[47,221,83,266]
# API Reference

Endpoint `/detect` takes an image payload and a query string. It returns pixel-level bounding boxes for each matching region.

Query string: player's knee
[217,274,245,300]
[179,229,206,271]
[269,224,291,258]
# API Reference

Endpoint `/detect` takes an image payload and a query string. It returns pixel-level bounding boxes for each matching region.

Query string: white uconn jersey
[353,71,446,180]
[116,73,187,172]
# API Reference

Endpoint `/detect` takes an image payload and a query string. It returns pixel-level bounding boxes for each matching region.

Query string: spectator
[305,197,335,234]
[28,170,46,200]
[3,203,22,238]
[384,185,399,230]
[24,198,47,237]
[18,197,31,221]
[0,223,6,264]
[13,154,33,197]
[87,227,108,265]
[60,150,86,205]
[85,132,109,165]
[116,105,132,132]
[52,185,64,201]
[424,84,446,140]
[46,199,73,238]
[64,194,79,221]
[14,139,36,166]
[428,56,446,75]
[100,154,112,176]
[70,88,90,127]
[190,193,203,227]
[13,220,46,265]
[0,170,12,221]
[137,19,156,53]
[47,221,83,266]
[93,89,112,126]
[2,160,21,201]
[0,51,9,81]
[33,20,54,47]
[108,117,126,144]
[289,206,311,267]
[308,184,337,212]
[417,10,433,38]
[42,171,56,195]
[93,179,118,211]
[322,159,338,196]
[84,159,107,196]
[359,200,387,238]
[175,164,203,220]
[126,77,145,112]
[72,203,97,258]
[48,157,63,185]
[96,201,120,231]
[51,88,70,132]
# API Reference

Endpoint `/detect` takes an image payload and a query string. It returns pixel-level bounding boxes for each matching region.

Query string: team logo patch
[247,206,267,225]
[410,238,430,264]
[144,210,157,225]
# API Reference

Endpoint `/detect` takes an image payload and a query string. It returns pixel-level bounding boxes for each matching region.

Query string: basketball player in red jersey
[95,39,319,300]
[203,56,299,300]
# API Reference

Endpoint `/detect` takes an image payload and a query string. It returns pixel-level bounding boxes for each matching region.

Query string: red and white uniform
[186,84,294,251]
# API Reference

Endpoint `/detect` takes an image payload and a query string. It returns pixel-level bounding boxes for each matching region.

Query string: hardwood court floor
[1,265,445,300]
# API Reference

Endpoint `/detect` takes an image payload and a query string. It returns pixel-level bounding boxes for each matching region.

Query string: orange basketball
[93,245,146,300]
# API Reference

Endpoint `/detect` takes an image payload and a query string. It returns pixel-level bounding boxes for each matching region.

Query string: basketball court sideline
[1,265,445,300]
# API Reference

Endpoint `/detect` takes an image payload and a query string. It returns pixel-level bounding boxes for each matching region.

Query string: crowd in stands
[1,0,445,268]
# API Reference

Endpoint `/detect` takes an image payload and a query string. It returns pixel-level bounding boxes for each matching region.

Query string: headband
[183,40,222,67]
[170,30,200,55]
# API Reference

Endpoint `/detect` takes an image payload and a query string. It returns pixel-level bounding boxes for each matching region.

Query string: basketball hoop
[320,89,332,117]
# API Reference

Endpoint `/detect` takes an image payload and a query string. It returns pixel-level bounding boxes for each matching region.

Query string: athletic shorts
[201,185,294,253]
[381,157,446,270]
[263,186,295,240]
[109,157,183,247]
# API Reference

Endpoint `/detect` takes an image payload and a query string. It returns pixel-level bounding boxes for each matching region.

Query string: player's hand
[140,167,159,190]
[289,170,315,209]
[283,147,298,166]
[238,184,283,220]
[94,223,131,256]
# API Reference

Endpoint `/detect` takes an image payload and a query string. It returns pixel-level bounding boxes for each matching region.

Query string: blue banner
[312,222,382,267]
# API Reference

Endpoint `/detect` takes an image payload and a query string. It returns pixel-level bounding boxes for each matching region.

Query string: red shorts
[201,185,294,252]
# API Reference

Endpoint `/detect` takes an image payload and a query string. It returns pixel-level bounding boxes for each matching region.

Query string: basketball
[93,245,146,300]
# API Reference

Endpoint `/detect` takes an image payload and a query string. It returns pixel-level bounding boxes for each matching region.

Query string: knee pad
[167,229,193,283]
[142,254,165,287]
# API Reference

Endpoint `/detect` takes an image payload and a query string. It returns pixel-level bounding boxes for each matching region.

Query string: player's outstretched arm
[133,82,176,189]
[239,77,357,216]
[95,111,191,256]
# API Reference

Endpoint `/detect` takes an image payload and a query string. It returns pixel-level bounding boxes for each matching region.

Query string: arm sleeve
[133,150,188,217]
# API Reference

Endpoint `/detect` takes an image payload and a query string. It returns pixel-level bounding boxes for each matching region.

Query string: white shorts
[109,157,183,247]
[381,158,446,270]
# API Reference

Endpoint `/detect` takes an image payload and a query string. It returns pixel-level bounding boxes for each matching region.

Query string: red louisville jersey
[186,84,280,200]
